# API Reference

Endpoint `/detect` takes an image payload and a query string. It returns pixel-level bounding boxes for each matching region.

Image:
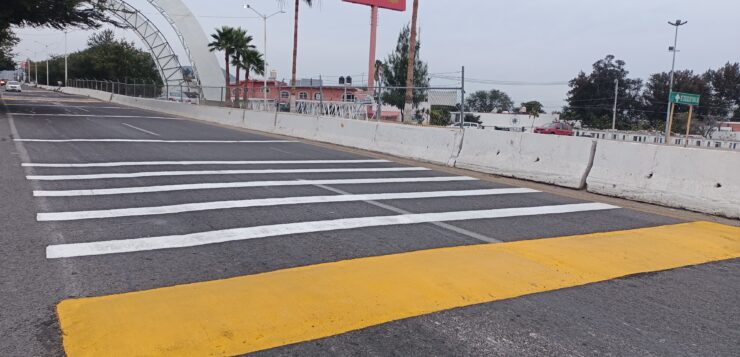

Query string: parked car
[448,122,484,129]
[5,81,22,92]
[534,122,574,136]
[0,79,7,86]
[158,90,199,104]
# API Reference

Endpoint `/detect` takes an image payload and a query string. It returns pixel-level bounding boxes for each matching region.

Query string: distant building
[713,122,740,141]
[231,78,366,103]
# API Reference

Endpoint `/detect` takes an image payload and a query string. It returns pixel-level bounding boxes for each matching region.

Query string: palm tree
[229,29,255,107]
[208,26,238,103]
[288,0,314,110]
[233,48,265,105]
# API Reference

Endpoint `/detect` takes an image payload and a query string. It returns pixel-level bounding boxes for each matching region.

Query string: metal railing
[65,79,465,125]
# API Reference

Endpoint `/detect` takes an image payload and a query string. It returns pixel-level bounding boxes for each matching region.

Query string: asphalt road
[1,87,738,356]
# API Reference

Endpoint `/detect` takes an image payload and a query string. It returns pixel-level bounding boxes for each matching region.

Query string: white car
[449,122,483,129]
[5,81,22,92]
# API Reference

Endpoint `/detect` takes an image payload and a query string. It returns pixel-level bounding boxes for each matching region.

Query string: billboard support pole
[367,5,378,91]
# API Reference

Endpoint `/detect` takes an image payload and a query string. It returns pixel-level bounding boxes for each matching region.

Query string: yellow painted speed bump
[57,221,740,356]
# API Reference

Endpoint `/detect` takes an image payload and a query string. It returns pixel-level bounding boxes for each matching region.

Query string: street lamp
[243,3,285,109]
[64,30,68,86]
[664,19,687,143]
[33,40,54,86]
[23,48,40,84]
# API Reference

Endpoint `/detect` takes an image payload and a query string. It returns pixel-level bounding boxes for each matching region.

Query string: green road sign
[669,92,700,106]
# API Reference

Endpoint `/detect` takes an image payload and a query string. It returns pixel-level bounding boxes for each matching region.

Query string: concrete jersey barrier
[373,123,463,166]
[587,140,740,219]
[455,129,596,189]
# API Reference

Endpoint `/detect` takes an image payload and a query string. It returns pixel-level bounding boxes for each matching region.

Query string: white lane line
[23,159,389,168]
[2,104,130,109]
[37,188,536,221]
[121,123,160,137]
[8,113,176,119]
[33,176,476,197]
[14,139,295,143]
[45,203,619,258]
[26,167,429,181]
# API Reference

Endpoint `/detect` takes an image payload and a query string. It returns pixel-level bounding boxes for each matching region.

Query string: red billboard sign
[343,0,406,11]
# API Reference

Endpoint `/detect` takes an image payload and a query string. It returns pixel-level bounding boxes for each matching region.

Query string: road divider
[587,140,740,219]
[455,129,597,189]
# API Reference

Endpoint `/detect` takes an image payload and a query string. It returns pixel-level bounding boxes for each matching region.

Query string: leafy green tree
[380,25,429,121]
[563,55,643,129]
[1,0,115,70]
[1,0,113,29]
[520,101,545,117]
[642,70,717,131]
[43,30,160,85]
[465,89,513,113]
[430,106,452,126]
[464,113,482,123]
[0,28,18,70]
[705,62,740,121]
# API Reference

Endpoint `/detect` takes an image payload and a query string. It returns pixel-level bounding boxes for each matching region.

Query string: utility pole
[402,0,419,122]
[664,19,687,143]
[612,79,619,130]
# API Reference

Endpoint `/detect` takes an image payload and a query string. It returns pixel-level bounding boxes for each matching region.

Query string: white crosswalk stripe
[37,188,539,221]
[22,144,620,260]
[23,159,390,168]
[27,167,430,181]
[45,203,618,258]
[33,176,477,197]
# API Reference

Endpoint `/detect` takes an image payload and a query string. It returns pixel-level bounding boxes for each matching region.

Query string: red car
[0,79,6,87]
[534,122,574,136]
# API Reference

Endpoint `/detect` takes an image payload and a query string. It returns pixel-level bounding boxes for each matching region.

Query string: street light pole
[244,4,284,109]
[664,19,687,143]
[33,41,53,86]
[64,30,68,86]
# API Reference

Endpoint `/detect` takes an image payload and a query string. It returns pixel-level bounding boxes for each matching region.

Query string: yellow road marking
[57,222,740,356]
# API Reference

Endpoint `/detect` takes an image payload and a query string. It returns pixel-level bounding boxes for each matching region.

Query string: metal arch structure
[148,0,228,101]
[143,0,199,85]
[104,0,186,88]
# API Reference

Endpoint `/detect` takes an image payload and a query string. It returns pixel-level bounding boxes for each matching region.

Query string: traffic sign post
[684,105,694,147]
[666,91,700,145]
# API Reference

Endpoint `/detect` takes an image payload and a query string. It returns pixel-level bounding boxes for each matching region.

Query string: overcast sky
[13,0,740,110]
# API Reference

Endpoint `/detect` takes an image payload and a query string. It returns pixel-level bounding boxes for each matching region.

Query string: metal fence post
[460,66,465,129]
